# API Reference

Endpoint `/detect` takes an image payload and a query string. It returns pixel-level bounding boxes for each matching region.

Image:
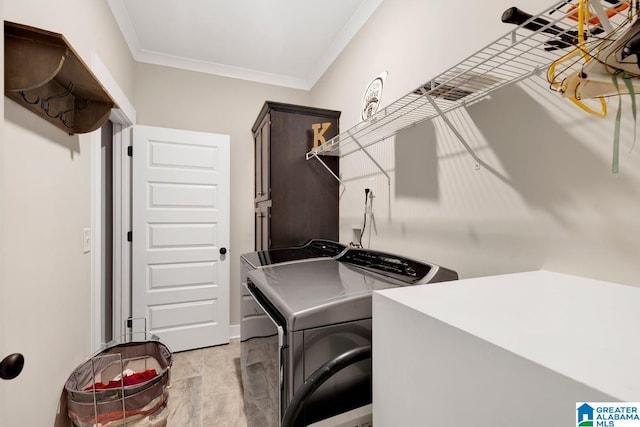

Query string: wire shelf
[306,0,635,159]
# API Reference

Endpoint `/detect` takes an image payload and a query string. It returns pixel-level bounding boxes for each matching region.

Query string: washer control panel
[337,249,432,284]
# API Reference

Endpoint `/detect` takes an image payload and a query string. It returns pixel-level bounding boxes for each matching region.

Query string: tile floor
[167,339,247,426]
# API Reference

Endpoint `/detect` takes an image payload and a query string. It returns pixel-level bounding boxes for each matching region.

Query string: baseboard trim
[230,324,240,340]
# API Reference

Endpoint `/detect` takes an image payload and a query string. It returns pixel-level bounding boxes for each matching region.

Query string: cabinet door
[254,202,271,251]
[254,115,270,203]
[269,110,340,248]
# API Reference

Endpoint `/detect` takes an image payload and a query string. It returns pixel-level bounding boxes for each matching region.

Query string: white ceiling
[108,0,384,90]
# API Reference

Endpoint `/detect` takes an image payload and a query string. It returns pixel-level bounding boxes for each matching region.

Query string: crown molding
[136,49,310,90]
[306,0,384,89]
[108,0,384,90]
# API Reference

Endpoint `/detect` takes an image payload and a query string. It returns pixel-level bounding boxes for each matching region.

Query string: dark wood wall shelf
[4,21,117,134]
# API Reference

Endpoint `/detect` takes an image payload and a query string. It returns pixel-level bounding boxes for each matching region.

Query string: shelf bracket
[348,130,391,188]
[309,152,346,195]
[422,92,483,169]
[589,0,615,34]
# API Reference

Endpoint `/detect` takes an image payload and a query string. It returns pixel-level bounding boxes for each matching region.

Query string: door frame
[90,53,136,351]
[110,121,133,342]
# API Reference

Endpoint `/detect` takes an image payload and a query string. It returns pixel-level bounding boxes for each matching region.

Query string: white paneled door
[132,125,230,352]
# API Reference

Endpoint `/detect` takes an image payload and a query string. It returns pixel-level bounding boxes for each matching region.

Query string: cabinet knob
[0,353,24,380]
[219,247,227,255]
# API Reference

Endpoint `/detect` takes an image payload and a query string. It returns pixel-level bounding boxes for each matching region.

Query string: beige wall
[311,0,640,286]
[133,62,310,327]
[1,0,134,425]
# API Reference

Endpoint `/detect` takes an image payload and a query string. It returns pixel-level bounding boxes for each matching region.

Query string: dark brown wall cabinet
[4,21,116,135]
[252,101,340,250]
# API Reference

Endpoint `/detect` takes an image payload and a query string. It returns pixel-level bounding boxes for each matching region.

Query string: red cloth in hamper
[67,391,168,426]
[85,369,157,390]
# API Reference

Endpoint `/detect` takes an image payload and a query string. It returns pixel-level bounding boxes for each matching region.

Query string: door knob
[219,247,227,255]
[0,353,24,380]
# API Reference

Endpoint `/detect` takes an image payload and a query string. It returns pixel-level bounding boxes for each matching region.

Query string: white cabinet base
[373,271,640,426]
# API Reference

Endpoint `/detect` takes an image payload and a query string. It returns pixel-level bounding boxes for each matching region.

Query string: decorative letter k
[311,122,332,149]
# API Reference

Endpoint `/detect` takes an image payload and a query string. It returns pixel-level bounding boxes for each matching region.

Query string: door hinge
[127,231,132,242]
[127,146,133,157]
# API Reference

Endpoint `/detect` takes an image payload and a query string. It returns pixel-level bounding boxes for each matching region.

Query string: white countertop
[376,270,640,401]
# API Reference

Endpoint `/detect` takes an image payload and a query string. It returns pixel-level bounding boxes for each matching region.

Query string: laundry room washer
[240,239,346,338]
[240,239,347,286]
[240,248,458,427]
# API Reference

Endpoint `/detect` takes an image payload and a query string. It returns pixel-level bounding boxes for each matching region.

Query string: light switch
[83,228,91,253]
